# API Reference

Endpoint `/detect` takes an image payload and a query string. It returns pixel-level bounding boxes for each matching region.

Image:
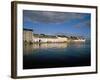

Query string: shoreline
[24,39,86,44]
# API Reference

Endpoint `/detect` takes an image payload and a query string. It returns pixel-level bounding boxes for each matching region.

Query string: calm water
[23,41,91,69]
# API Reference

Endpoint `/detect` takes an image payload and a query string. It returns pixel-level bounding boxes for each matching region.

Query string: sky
[23,10,91,39]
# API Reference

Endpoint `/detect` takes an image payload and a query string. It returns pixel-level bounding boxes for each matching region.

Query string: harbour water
[23,41,91,69]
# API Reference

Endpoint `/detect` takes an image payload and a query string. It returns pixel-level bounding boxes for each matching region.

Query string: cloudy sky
[23,10,91,38]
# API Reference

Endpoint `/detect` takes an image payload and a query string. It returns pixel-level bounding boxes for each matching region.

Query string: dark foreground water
[23,41,91,69]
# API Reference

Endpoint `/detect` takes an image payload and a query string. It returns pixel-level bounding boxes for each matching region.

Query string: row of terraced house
[23,28,85,43]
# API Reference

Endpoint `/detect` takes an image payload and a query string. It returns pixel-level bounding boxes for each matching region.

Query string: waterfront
[23,41,91,69]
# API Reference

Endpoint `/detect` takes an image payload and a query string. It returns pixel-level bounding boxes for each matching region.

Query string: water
[23,41,91,69]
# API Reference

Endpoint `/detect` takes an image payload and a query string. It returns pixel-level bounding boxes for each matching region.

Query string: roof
[23,28,33,31]
[40,35,57,38]
[33,34,57,38]
[57,35,67,38]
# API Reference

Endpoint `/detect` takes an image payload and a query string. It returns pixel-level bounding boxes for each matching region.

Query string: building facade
[23,28,33,43]
[32,34,68,43]
[23,28,85,43]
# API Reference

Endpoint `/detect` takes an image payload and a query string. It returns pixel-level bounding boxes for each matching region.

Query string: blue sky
[23,10,91,39]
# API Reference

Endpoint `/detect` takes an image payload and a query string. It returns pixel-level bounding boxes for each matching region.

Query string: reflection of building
[23,43,68,55]
[33,43,68,49]
[23,28,33,43]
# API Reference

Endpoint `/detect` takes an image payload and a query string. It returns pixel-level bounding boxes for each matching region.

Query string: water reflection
[23,42,86,55]
[24,43,68,55]
[38,43,68,48]
[23,42,91,69]
[69,42,86,48]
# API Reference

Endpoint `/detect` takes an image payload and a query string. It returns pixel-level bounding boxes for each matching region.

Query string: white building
[23,29,85,43]
[32,34,68,43]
